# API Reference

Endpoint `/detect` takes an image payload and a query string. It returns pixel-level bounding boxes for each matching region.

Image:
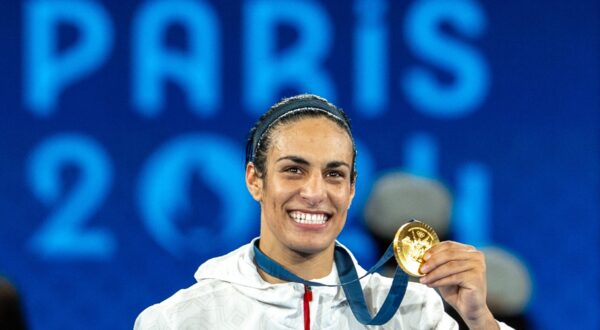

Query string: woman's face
[247,116,355,259]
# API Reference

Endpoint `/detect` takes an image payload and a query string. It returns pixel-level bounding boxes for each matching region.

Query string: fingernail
[420,263,429,273]
[423,253,431,261]
[419,276,428,284]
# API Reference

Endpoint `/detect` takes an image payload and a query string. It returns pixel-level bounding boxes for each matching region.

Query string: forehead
[267,117,353,161]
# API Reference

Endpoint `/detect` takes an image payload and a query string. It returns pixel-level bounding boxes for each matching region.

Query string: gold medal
[393,220,440,277]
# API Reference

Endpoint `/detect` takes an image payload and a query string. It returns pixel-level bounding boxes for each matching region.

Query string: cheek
[262,180,293,210]
[333,185,353,204]
[269,178,299,199]
[269,198,279,216]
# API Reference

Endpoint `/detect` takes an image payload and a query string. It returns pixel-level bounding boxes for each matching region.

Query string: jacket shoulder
[134,279,235,329]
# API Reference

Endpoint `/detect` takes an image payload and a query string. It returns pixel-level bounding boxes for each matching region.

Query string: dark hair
[0,277,27,330]
[245,94,357,183]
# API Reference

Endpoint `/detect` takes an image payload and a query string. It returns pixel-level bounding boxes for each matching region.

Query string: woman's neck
[256,241,335,284]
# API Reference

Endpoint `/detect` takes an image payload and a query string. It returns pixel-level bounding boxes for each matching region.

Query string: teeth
[290,211,328,225]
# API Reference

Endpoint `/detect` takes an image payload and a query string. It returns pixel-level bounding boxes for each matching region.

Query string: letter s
[403,0,489,118]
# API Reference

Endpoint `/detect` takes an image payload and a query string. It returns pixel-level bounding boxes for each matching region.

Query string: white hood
[193,238,358,307]
[135,238,481,329]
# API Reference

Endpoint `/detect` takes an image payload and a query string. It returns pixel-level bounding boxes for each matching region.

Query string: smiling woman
[247,114,356,279]
[134,94,513,330]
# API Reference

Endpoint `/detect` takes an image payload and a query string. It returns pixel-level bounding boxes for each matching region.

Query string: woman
[135,94,510,329]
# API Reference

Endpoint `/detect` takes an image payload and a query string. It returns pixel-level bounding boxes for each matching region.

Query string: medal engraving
[393,220,439,277]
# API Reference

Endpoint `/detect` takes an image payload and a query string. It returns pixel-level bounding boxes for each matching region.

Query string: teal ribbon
[253,240,408,325]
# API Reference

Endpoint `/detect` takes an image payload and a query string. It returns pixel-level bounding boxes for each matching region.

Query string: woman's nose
[299,173,326,205]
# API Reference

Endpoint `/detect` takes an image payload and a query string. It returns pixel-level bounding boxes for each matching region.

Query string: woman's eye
[285,167,301,174]
[327,171,344,178]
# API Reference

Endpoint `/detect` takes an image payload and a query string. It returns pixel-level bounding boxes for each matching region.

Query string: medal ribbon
[253,240,408,325]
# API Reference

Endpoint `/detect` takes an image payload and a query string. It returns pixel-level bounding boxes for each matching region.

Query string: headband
[245,98,349,164]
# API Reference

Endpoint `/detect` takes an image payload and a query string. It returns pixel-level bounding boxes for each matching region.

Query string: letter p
[24,0,112,116]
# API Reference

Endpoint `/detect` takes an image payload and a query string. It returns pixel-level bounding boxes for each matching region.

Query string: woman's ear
[245,162,263,201]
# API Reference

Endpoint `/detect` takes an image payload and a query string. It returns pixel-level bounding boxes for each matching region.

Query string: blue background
[0,0,598,329]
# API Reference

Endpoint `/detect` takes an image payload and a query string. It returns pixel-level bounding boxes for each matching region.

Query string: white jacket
[135,239,511,329]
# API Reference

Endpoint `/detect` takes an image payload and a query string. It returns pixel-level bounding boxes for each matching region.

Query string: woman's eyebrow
[326,161,350,169]
[276,155,310,165]
[277,156,350,169]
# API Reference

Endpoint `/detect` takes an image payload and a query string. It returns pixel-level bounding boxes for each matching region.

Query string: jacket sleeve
[417,284,515,330]
[421,284,459,330]
[418,285,515,330]
[367,275,515,330]
[133,304,171,330]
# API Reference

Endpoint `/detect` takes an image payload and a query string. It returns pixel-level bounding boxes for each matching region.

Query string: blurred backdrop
[0,0,598,329]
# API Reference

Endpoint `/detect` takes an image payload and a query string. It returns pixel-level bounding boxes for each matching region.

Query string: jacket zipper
[303,285,312,330]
